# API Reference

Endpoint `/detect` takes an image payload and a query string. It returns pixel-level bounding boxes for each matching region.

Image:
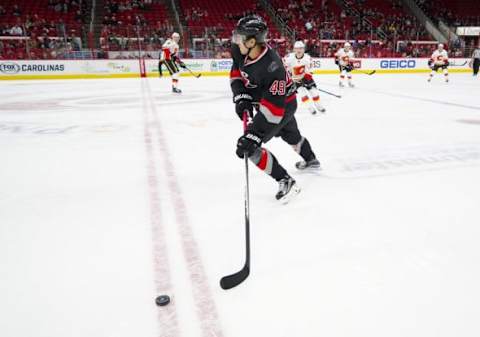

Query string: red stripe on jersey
[304,73,313,81]
[230,69,241,78]
[286,94,296,103]
[301,96,309,102]
[260,98,285,117]
[257,149,268,170]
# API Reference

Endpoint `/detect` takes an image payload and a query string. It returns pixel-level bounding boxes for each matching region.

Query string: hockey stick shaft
[184,65,201,78]
[243,113,251,268]
[450,61,468,67]
[219,112,251,290]
[358,70,376,75]
[317,87,342,98]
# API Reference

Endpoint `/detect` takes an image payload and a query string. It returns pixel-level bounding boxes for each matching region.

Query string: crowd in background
[1,0,477,60]
[0,1,85,59]
[415,0,480,27]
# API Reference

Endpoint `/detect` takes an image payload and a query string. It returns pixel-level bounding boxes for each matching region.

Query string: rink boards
[0,58,471,80]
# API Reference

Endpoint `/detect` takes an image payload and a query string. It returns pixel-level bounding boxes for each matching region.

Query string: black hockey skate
[295,158,321,170]
[172,86,182,94]
[275,176,301,204]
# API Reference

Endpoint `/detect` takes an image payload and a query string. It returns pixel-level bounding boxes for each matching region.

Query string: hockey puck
[155,295,170,306]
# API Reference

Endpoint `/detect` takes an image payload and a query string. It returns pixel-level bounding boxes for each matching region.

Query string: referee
[472,46,480,76]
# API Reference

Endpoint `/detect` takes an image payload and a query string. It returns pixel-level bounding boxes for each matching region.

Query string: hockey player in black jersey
[230,15,320,202]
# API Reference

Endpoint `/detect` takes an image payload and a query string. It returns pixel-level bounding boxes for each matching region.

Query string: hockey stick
[183,65,202,78]
[341,64,375,76]
[220,112,251,290]
[450,61,468,67]
[317,87,342,98]
[158,61,163,78]
[357,70,376,75]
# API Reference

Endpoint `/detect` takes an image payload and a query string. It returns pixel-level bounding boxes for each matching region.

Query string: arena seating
[0,0,470,60]
[178,0,281,39]
[0,0,81,36]
[0,0,83,59]
[271,0,351,40]
[100,0,172,53]
[346,0,430,40]
[268,0,433,57]
[415,0,480,27]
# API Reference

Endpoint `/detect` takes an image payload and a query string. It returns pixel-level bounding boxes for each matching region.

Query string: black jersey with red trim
[230,44,296,125]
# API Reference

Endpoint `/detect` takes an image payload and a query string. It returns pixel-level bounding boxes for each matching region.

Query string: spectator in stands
[305,21,313,32]
[0,24,7,36]
[40,35,51,49]
[0,5,6,16]
[12,5,22,17]
[54,1,62,12]
[10,24,23,36]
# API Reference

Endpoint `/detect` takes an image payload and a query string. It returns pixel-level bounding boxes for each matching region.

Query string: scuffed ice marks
[0,122,128,135]
[327,143,480,178]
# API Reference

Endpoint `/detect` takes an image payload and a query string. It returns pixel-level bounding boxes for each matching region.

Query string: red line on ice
[145,80,225,337]
[141,80,181,337]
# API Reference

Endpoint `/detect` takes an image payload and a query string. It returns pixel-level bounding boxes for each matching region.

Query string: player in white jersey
[428,43,449,83]
[159,32,186,93]
[335,42,355,87]
[471,46,480,76]
[284,41,326,114]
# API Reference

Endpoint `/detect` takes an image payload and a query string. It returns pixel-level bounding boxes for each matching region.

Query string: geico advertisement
[379,59,419,69]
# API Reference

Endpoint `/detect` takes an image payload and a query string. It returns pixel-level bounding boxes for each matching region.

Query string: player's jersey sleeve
[230,44,247,96]
[258,59,293,124]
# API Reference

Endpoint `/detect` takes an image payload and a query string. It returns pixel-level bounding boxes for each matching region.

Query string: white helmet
[294,41,305,49]
[172,32,180,40]
[438,43,444,49]
[344,42,351,48]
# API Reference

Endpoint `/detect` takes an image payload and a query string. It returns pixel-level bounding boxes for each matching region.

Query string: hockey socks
[292,137,316,162]
[250,148,288,181]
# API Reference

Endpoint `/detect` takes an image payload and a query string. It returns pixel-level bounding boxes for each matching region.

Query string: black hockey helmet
[232,15,268,44]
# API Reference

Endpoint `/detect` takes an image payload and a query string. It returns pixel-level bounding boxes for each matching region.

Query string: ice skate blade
[296,162,321,171]
[279,185,301,205]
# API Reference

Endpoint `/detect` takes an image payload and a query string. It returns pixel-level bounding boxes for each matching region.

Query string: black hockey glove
[302,78,317,90]
[236,132,262,158]
[334,58,339,65]
[233,93,254,121]
[178,60,187,68]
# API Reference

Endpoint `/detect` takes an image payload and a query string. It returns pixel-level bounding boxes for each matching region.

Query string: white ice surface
[1,73,480,337]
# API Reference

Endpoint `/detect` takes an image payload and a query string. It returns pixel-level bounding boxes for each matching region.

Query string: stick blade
[220,266,250,290]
